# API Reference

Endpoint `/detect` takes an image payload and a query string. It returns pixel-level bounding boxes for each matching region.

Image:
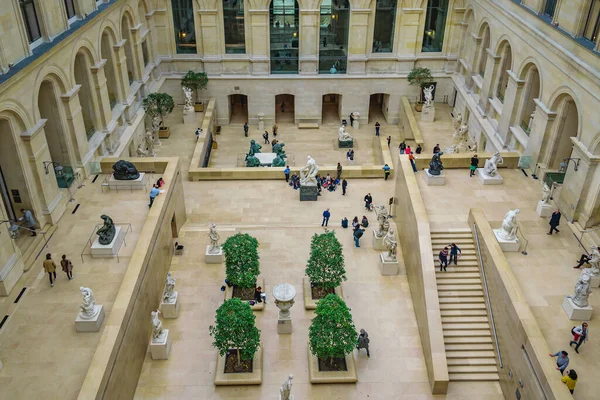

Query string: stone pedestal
[300,185,318,201]
[380,254,399,276]
[421,106,435,122]
[108,173,147,190]
[273,283,296,335]
[590,275,600,288]
[150,330,172,360]
[424,169,445,186]
[205,246,223,263]
[258,112,265,131]
[161,292,180,319]
[476,169,503,185]
[562,297,593,321]
[352,112,360,129]
[493,229,520,252]
[338,139,354,148]
[91,227,126,258]
[183,108,196,124]
[536,201,553,217]
[255,152,277,166]
[75,305,105,332]
[372,230,385,250]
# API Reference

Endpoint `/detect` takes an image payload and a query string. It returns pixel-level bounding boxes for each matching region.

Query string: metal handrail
[575,226,600,254]
[473,223,503,368]
[515,223,530,255]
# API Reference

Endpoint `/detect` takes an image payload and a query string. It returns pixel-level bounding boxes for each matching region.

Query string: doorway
[322,94,341,125]
[275,94,295,124]
[229,94,248,124]
[369,93,389,124]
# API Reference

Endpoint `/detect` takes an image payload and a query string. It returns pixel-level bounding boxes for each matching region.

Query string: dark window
[270,0,299,74]
[171,0,197,54]
[319,0,350,74]
[543,0,558,18]
[224,0,245,54]
[422,0,448,52]
[583,0,600,44]
[64,0,76,19]
[373,0,397,53]
[19,0,42,43]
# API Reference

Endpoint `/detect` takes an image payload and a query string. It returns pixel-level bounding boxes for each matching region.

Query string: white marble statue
[580,246,600,277]
[374,204,390,238]
[541,183,551,204]
[338,125,353,142]
[454,123,469,141]
[497,209,520,241]
[136,143,148,157]
[569,274,592,308]
[382,229,398,261]
[208,223,221,253]
[137,130,155,157]
[182,86,194,111]
[452,113,463,133]
[79,286,99,319]
[151,310,167,342]
[151,115,161,145]
[483,151,504,177]
[299,155,319,186]
[423,85,434,107]
[163,272,177,303]
[280,374,294,400]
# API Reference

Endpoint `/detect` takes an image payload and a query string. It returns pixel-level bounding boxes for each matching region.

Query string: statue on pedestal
[541,183,551,204]
[299,155,319,186]
[580,246,600,277]
[338,125,353,142]
[382,229,397,261]
[374,205,390,238]
[569,274,592,308]
[497,209,520,241]
[452,113,463,133]
[151,115,161,145]
[280,374,294,400]
[79,286,99,319]
[272,142,287,167]
[428,151,444,175]
[151,310,167,342]
[208,223,220,254]
[245,140,262,167]
[137,130,155,157]
[423,85,434,108]
[96,214,116,245]
[483,151,504,177]
[112,160,140,180]
[182,86,194,112]
[163,272,176,303]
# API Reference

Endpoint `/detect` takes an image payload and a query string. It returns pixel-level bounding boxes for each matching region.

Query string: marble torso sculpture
[570,274,592,308]
[182,86,194,111]
[96,214,116,245]
[541,183,551,203]
[497,209,520,241]
[423,85,434,107]
[151,310,167,342]
[136,143,148,157]
[280,374,293,400]
[374,205,390,238]
[208,223,220,253]
[428,151,444,175]
[163,272,176,303]
[79,286,99,319]
[382,229,398,261]
[483,151,503,177]
[338,125,353,142]
[300,156,319,186]
[452,113,463,133]
[112,160,140,180]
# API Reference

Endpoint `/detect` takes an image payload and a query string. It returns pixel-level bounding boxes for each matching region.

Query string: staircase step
[436,268,480,274]
[440,303,487,310]
[449,373,499,381]
[436,284,483,291]
[431,231,472,237]
[436,273,481,279]
[437,279,482,285]
[446,350,496,358]
[439,297,486,304]
[447,357,497,365]
[438,291,484,297]
[442,323,490,330]
[448,365,498,374]
[444,336,493,344]
[444,343,495,351]
[441,316,489,323]
[432,240,474,246]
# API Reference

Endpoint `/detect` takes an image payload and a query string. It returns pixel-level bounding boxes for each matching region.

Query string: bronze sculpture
[96,214,116,245]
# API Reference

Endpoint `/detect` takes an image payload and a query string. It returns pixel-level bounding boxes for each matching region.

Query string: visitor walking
[356,329,370,357]
[284,165,291,182]
[262,130,270,144]
[573,247,600,268]
[342,179,348,195]
[195,128,202,139]
[354,227,365,247]
[375,122,380,137]
[349,113,355,127]
[60,254,74,280]
[337,163,343,180]
[562,369,578,394]
[243,122,249,137]
[416,144,422,154]
[409,152,418,172]
[383,164,391,180]
[405,145,411,155]
[347,149,355,165]
[548,210,561,235]
[470,154,479,177]
[399,141,406,154]
[433,143,440,154]
[364,193,373,211]
[439,247,449,271]
[549,351,569,374]
[43,253,57,287]
[19,208,37,236]
[387,136,391,147]
[569,323,589,354]
[322,208,331,227]
[149,184,160,208]
[448,243,462,265]
[272,124,278,137]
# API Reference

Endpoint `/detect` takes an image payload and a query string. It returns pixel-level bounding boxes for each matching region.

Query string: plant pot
[212,141,218,149]
[194,102,204,112]
[158,126,170,138]
[415,103,423,112]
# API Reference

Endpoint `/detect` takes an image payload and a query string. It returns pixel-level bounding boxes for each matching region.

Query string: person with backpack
[439,247,449,271]
[60,254,74,280]
[356,329,370,357]
[569,323,589,354]
[354,227,365,247]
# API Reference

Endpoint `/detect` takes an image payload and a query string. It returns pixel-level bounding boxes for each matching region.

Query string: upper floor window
[270,0,299,73]
[583,0,600,44]
[373,0,397,53]
[171,0,197,54]
[223,0,246,53]
[422,0,448,52]
[319,0,350,74]
[64,0,76,20]
[19,0,42,43]
[543,0,558,19]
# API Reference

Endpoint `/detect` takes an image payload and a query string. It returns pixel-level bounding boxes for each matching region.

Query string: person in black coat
[364,193,373,211]
[342,179,348,195]
[548,210,561,235]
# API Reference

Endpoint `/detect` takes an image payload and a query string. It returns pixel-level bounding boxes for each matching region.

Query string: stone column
[60,86,90,169]
[396,8,424,57]
[299,0,320,75]
[248,0,270,75]
[477,49,501,111]
[347,1,372,75]
[129,24,147,81]
[496,71,525,144]
[525,99,556,165]
[90,60,113,130]
[197,0,223,74]
[112,41,131,103]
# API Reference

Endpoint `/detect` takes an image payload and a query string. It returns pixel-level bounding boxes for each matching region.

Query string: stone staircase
[431,229,500,382]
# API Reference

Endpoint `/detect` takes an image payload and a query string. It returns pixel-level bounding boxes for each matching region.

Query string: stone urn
[273,283,296,319]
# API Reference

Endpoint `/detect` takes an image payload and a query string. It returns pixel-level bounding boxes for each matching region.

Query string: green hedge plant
[181,70,208,103]
[222,233,260,288]
[305,231,346,289]
[142,92,175,126]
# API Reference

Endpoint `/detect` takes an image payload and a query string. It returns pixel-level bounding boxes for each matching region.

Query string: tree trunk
[236,348,242,368]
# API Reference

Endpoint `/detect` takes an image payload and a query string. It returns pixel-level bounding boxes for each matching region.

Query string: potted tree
[308,294,358,382]
[181,70,208,112]
[304,231,346,309]
[209,298,263,385]
[222,233,263,310]
[142,92,175,138]
[407,67,434,112]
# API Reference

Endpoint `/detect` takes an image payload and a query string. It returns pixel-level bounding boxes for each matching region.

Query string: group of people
[438,243,462,271]
[550,321,590,394]
[399,141,420,172]
[149,177,165,208]
[43,253,74,287]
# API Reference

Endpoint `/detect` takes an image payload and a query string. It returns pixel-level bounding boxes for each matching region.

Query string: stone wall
[398,96,425,145]
[413,151,521,170]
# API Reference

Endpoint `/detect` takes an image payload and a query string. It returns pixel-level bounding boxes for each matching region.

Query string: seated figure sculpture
[96,214,116,245]
[428,151,444,176]
[497,209,520,241]
[112,160,140,180]
[338,125,353,142]
[299,155,319,186]
[245,139,262,167]
[272,142,287,167]
[483,151,503,177]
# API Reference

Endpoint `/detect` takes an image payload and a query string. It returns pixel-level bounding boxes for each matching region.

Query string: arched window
[224,0,246,53]
[422,0,448,52]
[270,0,299,74]
[373,0,397,53]
[319,0,350,74]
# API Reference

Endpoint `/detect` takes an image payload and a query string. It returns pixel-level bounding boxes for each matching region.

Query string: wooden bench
[298,122,319,129]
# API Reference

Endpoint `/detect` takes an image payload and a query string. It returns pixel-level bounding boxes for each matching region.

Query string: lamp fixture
[562,157,581,172]
[43,161,63,175]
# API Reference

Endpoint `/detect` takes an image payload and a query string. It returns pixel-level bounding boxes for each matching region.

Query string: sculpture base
[338,139,354,148]
[183,108,196,124]
[161,292,179,319]
[562,297,593,321]
[536,201,553,217]
[424,169,445,186]
[279,395,294,400]
[300,185,318,201]
[277,318,293,334]
[205,246,223,264]
[91,227,125,258]
[591,275,600,288]
[380,253,399,276]
[476,169,503,185]
[492,229,520,252]
[421,106,435,122]
[108,173,147,190]
[150,329,172,360]
[75,305,105,333]
[254,152,277,166]
[372,230,386,250]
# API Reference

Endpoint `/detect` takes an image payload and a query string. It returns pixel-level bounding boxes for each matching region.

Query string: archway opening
[229,94,248,124]
[101,30,120,108]
[275,94,294,124]
[518,65,540,135]
[121,14,136,84]
[74,52,98,140]
[477,25,490,77]
[322,94,341,125]
[548,97,578,170]
[495,43,512,102]
[369,93,389,124]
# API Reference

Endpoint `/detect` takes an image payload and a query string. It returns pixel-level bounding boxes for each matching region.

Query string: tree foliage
[142,92,175,125]
[407,67,433,88]
[305,231,346,289]
[309,294,356,361]
[181,70,209,103]
[209,298,261,364]
[222,233,260,288]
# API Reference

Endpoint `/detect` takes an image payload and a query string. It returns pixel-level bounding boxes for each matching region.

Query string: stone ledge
[214,345,263,386]
[307,345,357,384]
[303,277,344,310]
[224,278,265,311]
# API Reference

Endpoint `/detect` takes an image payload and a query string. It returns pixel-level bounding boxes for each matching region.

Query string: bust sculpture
[541,183,551,204]
[428,151,444,176]
[338,125,353,142]
[112,160,140,180]
[374,205,390,238]
[151,310,167,342]
[423,85,434,107]
[96,214,116,245]
[182,86,194,111]
[208,223,220,253]
[483,151,503,177]
[79,286,99,319]
[497,209,520,241]
[382,229,398,261]
[299,155,319,186]
[570,274,592,308]
[280,374,294,400]
[163,272,176,303]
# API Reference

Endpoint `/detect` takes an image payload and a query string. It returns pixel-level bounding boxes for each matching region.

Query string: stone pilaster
[478,49,501,110]
[113,40,131,102]
[525,99,556,165]
[247,6,270,75]
[396,8,424,58]
[60,85,90,168]
[129,24,147,81]
[299,8,319,75]
[347,1,372,75]
[197,4,222,74]
[496,71,525,144]
[90,60,113,129]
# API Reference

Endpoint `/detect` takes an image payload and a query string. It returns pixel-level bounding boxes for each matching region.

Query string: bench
[298,122,319,129]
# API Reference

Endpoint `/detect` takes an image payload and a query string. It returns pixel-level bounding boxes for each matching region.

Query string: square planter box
[303,277,343,310]
[224,278,265,311]
[214,345,263,386]
[194,102,204,112]
[158,127,170,138]
[307,345,357,383]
